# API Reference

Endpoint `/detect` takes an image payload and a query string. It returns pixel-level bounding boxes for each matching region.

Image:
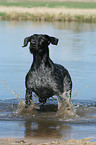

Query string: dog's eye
[41,39,44,42]
[39,39,44,46]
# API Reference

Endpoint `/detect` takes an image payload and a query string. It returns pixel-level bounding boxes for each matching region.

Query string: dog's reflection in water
[24,118,71,140]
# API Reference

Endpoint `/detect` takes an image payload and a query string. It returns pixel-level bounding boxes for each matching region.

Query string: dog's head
[23,34,59,54]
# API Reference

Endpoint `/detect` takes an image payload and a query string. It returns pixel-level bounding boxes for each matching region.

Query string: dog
[23,34,72,109]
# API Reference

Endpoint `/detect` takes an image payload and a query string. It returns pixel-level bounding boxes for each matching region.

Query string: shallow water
[0,21,96,141]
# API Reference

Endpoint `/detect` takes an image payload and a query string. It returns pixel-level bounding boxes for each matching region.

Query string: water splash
[16,99,39,117]
[56,98,79,121]
[0,80,22,101]
[0,80,77,120]
[1,80,96,122]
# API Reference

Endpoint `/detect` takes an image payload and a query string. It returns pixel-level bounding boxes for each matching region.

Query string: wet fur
[23,34,72,108]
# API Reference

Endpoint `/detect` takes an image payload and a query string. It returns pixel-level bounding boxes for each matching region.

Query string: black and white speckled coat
[23,34,72,108]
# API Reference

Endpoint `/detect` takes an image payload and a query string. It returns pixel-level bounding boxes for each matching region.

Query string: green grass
[0,0,96,9]
[0,12,6,17]
[0,0,96,22]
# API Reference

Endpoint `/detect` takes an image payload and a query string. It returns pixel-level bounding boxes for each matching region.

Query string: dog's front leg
[25,89,32,108]
[57,90,72,110]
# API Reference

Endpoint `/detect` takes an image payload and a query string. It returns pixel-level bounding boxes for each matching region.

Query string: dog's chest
[28,64,56,90]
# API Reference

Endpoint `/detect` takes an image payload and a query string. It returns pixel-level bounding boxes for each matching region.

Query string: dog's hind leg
[25,89,32,108]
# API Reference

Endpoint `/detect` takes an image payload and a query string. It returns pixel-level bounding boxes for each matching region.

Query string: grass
[0,0,96,22]
[0,12,6,17]
[0,0,96,9]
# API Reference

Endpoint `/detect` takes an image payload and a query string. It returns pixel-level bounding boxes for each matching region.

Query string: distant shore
[0,0,96,22]
[0,6,96,22]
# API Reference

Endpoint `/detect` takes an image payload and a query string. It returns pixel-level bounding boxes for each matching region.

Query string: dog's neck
[32,49,52,70]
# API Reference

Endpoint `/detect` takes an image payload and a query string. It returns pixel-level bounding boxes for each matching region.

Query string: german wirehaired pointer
[23,34,72,109]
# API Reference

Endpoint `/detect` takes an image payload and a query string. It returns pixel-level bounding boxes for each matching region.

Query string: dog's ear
[22,37,31,47]
[45,35,59,45]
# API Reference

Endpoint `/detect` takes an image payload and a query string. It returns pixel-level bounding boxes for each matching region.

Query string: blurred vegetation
[1,12,96,23]
[0,0,96,9]
[0,0,96,22]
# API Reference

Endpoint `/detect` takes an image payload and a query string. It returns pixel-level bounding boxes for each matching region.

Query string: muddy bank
[0,138,96,145]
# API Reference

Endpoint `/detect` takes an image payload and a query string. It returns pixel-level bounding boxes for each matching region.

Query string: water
[0,20,96,141]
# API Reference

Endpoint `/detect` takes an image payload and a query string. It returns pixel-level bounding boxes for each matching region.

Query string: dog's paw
[25,104,28,108]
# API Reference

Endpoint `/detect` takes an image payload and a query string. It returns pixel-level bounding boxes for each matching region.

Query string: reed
[0,0,96,22]
[1,11,96,22]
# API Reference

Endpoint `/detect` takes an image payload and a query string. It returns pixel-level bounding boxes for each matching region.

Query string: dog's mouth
[30,39,36,47]
[32,43,36,48]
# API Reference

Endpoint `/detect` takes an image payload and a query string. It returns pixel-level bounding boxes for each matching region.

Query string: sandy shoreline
[0,6,96,21]
[0,138,96,145]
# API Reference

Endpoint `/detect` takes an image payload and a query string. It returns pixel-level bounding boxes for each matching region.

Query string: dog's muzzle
[31,39,38,49]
